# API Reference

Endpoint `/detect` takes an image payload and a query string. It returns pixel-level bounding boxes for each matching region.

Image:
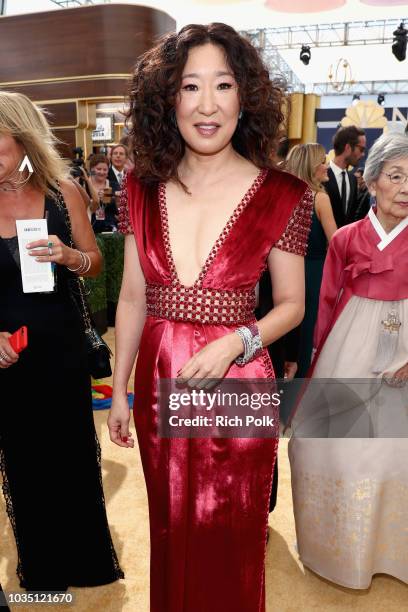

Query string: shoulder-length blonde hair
[0,91,67,195]
[284,143,326,193]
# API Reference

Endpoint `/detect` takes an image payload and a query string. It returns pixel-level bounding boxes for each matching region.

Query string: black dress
[0,194,124,591]
[296,203,327,378]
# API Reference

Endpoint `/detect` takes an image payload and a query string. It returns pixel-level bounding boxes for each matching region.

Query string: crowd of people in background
[69,142,133,234]
[259,125,374,382]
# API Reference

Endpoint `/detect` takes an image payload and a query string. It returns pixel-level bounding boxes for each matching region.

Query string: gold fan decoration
[341,100,387,129]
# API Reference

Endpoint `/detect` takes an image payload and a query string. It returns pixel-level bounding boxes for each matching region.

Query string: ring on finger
[0,351,7,361]
[48,241,53,256]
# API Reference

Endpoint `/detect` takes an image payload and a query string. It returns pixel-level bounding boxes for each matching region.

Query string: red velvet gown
[118,168,312,612]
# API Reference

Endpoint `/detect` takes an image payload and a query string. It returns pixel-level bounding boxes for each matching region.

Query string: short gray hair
[363,132,408,187]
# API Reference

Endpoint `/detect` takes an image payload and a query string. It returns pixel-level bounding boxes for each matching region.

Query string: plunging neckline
[158,169,267,289]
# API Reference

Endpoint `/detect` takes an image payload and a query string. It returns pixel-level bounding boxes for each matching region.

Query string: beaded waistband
[146,283,256,325]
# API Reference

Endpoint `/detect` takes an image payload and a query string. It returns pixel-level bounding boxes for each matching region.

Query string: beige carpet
[1,328,407,611]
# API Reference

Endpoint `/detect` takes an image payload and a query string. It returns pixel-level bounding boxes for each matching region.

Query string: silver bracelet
[235,323,263,366]
[81,252,91,275]
[67,250,92,275]
[235,326,253,366]
[67,250,85,273]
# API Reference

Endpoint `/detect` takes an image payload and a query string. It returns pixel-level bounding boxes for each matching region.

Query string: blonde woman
[0,92,123,591]
[284,143,337,377]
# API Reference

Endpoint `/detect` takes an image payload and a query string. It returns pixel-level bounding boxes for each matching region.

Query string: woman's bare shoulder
[59,179,89,222]
[59,178,83,204]
[315,190,331,207]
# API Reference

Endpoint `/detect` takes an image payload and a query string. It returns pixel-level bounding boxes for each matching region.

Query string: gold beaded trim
[146,282,256,325]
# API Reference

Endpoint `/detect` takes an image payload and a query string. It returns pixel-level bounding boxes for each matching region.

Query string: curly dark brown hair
[126,23,285,185]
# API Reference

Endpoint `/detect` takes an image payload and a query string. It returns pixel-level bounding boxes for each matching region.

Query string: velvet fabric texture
[122,168,311,612]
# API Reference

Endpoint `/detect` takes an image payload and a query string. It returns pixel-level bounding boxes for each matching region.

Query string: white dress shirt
[111,166,124,187]
[330,160,350,210]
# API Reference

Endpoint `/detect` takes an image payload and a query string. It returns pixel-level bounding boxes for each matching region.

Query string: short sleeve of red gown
[117,173,133,235]
[275,186,314,256]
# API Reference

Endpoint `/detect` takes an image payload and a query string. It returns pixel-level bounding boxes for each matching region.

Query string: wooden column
[75,101,96,158]
[301,94,320,143]
[288,93,304,141]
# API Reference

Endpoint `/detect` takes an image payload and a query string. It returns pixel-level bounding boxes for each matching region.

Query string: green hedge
[84,233,124,321]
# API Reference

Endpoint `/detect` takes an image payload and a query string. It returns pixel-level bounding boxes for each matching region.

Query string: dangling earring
[238,110,243,121]
[0,153,32,192]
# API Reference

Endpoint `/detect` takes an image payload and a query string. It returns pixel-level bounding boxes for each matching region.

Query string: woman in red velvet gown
[108,24,312,612]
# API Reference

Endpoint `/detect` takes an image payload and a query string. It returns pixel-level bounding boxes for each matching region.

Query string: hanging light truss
[311,79,408,95]
[241,30,305,93]
[50,0,110,7]
[243,18,408,50]
[242,19,408,95]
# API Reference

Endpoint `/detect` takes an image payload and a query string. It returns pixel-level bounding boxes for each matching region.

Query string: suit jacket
[355,188,371,221]
[325,167,361,228]
[108,166,123,194]
[106,166,125,228]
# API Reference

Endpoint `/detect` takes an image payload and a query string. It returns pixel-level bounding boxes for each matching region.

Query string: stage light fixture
[392,22,407,62]
[377,94,385,106]
[300,45,311,65]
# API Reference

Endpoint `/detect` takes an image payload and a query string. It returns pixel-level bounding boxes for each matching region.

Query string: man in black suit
[326,125,367,227]
[354,166,372,219]
[106,143,128,229]
[108,144,128,193]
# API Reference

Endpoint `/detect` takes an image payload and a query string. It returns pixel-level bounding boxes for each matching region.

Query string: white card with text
[16,219,54,293]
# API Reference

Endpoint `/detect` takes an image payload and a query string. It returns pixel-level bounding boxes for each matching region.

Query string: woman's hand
[177,332,243,388]
[0,332,19,369]
[385,362,408,387]
[26,234,79,269]
[108,394,134,448]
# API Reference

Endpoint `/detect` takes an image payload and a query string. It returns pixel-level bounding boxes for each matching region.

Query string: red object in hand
[9,326,28,353]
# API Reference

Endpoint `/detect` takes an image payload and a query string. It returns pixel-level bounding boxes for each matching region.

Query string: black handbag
[54,185,113,378]
[76,286,113,379]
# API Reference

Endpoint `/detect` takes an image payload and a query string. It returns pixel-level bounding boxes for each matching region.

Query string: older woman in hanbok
[289,132,408,589]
